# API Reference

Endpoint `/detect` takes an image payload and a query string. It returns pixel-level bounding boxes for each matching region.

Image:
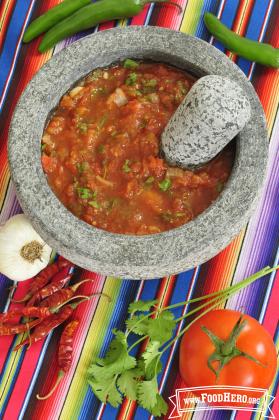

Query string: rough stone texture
[162,75,251,169]
[8,26,268,279]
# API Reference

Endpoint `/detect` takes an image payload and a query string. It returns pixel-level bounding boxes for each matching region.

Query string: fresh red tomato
[179,309,277,406]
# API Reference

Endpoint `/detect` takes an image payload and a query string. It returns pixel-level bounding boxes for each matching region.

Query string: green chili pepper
[204,12,279,69]
[39,0,182,52]
[23,0,92,43]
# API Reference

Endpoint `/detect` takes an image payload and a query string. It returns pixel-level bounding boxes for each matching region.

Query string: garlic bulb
[0,214,52,281]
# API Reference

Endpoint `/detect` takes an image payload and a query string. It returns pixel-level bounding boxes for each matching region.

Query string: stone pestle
[161,75,251,169]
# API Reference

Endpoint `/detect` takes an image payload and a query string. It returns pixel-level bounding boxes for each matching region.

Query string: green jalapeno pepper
[204,12,279,69]
[39,0,181,53]
[23,0,92,43]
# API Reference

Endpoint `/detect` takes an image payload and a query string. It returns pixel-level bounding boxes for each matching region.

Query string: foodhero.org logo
[168,386,275,418]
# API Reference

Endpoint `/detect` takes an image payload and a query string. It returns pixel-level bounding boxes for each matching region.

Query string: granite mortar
[8,26,268,279]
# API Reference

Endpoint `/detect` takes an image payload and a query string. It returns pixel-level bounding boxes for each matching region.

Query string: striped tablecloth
[0,1,278,419]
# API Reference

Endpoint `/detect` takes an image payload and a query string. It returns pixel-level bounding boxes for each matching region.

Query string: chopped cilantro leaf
[143,79,157,88]
[77,187,92,199]
[97,144,105,153]
[123,159,131,173]
[77,122,88,133]
[89,200,100,209]
[177,80,188,95]
[76,162,89,173]
[123,59,139,69]
[159,178,171,192]
[90,69,102,80]
[125,73,137,86]
[98,114,108,129]
[175,212,185,217]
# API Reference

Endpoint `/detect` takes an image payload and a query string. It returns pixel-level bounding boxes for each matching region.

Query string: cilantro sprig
[87,265,279,416]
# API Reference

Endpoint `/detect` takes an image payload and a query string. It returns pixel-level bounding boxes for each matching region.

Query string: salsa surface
[41,60,234,235]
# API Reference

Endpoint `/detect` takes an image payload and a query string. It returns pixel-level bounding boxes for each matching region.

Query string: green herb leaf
[126,73,137,86]
[88,330,136,379]
[142,341,161,379]
[150,394,168,416]
[90,69,102,80]
[77,122,88,133]
[77,187,92,199]
[147,310,176,344]
[143,79,157,88]
[88,200,100,209]
[97,144,105,153]
[117,367,143,401]
[126,314,150,336]
[144,176,155,185]
[159,178,172,192]
[88,376,122,407]
[98,114,108,129]
[122,159,131,173]
[177,80,188,95]
[76,162,89,173]
[137,376,158,410]
[128,299,158,314]
[41,144,46,151]
[123,59,139,69]
[175,212,185,217]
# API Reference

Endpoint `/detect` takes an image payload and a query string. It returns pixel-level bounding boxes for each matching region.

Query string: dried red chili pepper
[37,320,79,399]
[27,267,73,306]
[13,292,110,348]
[39,279,93,308]
[14,305,74,350]
[12,256,73,303]
[0,307,51,323]
[0,318,42,336]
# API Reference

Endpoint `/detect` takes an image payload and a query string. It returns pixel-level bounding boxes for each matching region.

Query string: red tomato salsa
[41,60,234,235]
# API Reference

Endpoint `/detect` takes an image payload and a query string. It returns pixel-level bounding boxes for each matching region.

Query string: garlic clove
[0,214,52,281]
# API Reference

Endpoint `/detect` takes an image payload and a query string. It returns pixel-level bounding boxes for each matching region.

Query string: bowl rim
[8,26,268,279]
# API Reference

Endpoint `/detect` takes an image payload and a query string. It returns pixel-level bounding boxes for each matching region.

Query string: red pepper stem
[71,279,93,292]
[36,370,65,400]
[142,0,182,13]
[70,292,111,310]
[53,292,111,312]
[53,295,90,312]
[11,293,31,303]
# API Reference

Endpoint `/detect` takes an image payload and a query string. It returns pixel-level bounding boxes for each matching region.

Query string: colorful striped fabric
[0,0,278,419]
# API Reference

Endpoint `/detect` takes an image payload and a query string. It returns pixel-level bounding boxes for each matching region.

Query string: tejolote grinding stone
[161,75,251,169]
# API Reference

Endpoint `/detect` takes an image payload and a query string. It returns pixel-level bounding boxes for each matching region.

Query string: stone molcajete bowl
[8,26,268,279]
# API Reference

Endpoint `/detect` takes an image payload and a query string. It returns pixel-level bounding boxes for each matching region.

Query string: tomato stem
[202,316,266,380]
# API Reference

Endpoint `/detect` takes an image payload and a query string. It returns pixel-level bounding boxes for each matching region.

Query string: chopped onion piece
[69,86,84,98]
